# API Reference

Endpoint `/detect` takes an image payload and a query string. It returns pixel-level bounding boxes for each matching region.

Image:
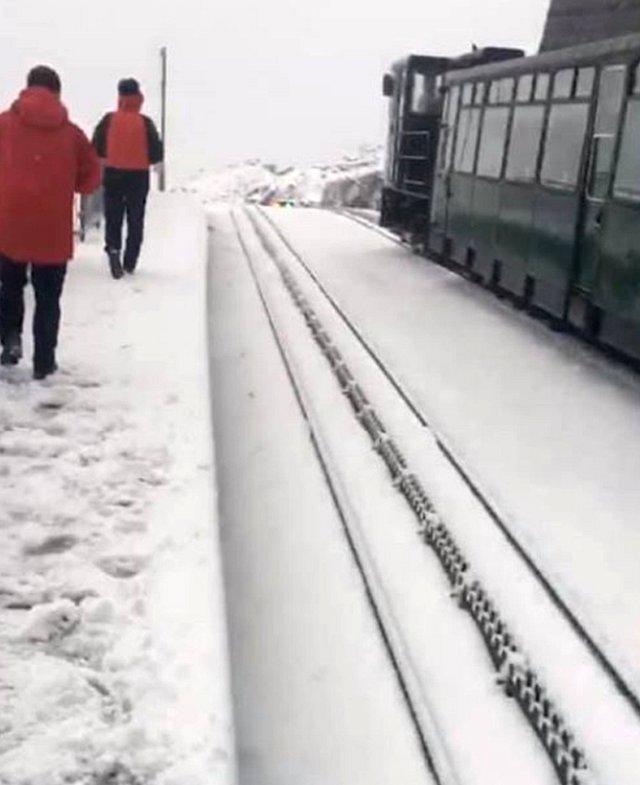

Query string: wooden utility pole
[159,46,167,191]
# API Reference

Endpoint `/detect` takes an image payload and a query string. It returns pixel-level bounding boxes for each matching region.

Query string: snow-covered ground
[183,146,382,209]
[0,195,235,785]
[263,206,640,711]
[208,207,434,785]
[225,205,640,785]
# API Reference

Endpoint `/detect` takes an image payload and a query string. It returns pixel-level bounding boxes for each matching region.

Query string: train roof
[444,31,640,85]
[389,48,524,76]
[388,54,449,73]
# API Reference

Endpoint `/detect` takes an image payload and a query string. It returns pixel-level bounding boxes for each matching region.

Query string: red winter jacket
[0,87,100,264]
[92,93,163,170]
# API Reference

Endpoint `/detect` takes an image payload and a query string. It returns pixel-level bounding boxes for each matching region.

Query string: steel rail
[228,210,448,785]
[257,204,640,723]
[243,205,601,785]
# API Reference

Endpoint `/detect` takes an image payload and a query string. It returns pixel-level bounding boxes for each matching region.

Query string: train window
[411,72,429,113]
[613,100,640,200]
[588,136,615,199]
[576,67,595,98]
[442,90,450,124]
[594,65,626,134]
[474,83,486,105]
[443,87,461,170]
[540,103,590,189]
[447,86,460,126]
[462,83,474,105]
[499,78,514,103]
[553,69,575,99]
[505,105,545,182]
[517,75,533,102]
[535,73,550,101]
[489,81,500,104]
[454,107,481,173]
[476,107,510,178]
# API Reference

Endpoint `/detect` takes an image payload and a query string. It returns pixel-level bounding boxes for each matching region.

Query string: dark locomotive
[381,33,640,361]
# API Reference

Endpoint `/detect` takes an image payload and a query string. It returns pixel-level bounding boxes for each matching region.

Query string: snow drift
[182,146,383,209]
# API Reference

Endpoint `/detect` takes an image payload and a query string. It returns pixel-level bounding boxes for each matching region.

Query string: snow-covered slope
[182,146,382,209]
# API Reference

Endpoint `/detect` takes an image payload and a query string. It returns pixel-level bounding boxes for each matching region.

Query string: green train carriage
[382,33,640,362]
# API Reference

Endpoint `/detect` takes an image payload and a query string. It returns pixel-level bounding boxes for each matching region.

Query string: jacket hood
[11,87,68,129]
[118,93,144,112]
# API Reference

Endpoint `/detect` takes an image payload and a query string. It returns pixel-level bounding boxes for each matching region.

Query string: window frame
[453,105,482,174]
[505,103,546,184]
[476,105,511,180]
[410,71,429,114]
[539,101,591,192]
[612,94,640,203]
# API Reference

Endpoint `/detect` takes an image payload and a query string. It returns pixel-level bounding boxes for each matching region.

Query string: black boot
[33,361,57,381]
[107,249,123,280]
[0,333,22,366]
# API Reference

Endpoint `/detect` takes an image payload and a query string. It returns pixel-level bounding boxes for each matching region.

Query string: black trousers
[0,256,67,370]
[103,167,150,269]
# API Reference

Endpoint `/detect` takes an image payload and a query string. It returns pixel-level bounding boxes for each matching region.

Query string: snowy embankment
[182,146,382,209]
[0,194,235,785]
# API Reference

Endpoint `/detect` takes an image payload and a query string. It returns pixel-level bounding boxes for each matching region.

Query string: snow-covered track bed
[260,205,640,712]
[231,204,640,785]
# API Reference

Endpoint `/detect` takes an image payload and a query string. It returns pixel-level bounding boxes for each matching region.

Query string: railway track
[264,207,640,716]
[229,204,640,785]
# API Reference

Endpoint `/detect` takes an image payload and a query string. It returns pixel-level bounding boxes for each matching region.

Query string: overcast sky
[0,0,549,182]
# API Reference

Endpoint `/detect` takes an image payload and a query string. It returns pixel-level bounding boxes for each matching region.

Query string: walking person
[0,66,100,380]
[92,79,163,278]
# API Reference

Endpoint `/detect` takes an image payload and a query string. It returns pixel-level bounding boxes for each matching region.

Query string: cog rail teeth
[242,207,596,785]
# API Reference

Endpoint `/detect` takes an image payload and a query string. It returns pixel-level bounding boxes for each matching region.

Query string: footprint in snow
[71,377,102,389]
[96,554,147,579]
[23,534,79,557]
[0,438,41,459]
[0,368,30,386]
[93,761,142,785]
[35,390,72,412]
[42,421,67,437]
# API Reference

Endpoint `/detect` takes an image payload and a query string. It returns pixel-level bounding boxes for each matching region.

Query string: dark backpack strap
[143,116,164,165]
[91,113,112,158]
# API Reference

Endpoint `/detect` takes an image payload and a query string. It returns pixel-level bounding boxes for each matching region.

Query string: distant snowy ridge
[182,146,383,209]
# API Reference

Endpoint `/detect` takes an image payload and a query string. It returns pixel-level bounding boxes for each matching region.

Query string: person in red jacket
[92,79,163,278]
[0,66,101,380]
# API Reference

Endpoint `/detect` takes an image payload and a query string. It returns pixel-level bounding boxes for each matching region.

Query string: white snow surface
[184,146,382,207]
[0,194,235,785]
[263,206,640,708]
[224,207,558,785]
[208,208,434,785]
[236,206,640,785]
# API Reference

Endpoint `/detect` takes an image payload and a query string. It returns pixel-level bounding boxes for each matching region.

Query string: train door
[429,85,460,255]
[383,63,406,189]
[573,64,626,325]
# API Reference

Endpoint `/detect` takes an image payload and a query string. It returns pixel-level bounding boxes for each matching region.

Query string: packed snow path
[0,194,234,785]
[207,203,640,785]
